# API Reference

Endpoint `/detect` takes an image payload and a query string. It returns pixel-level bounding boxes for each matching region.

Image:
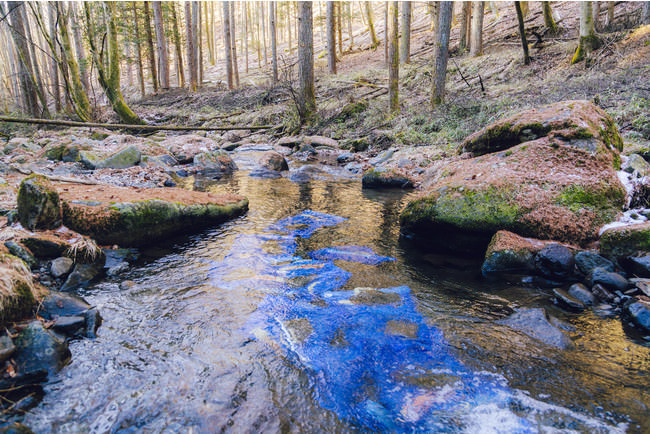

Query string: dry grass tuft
[65,237,102,263]
[0,254,42,323]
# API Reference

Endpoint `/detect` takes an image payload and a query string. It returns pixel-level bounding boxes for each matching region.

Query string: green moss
[556,183,625,224]
[90,131,109,141]
[600,224,650,258]
[599,119,624,152]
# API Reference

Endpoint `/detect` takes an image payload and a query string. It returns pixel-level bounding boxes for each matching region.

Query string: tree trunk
[604,2,615,30]
[68,3,89,94]
[22,7,48,114]
[643,2,650,25]
[337,2,343,55]
[223,1,233,89]
[364,2,379,48]
[244,2,249,73]
[400,1,412,64]
[270,1,278,83]
[194,2,202,87]
[514,1,530,65]
[327,1,336,74]
[388,1,399,113]
[8,1,41,117]
[459,2,470,53]
[143,2,158,93]
[571,1,601,64]
[47,3,60,112]
[231,1,239,87]
[470,1,484,57]
[185,2,198,91]
[152,2,169,90]
[543,2,558,34]
[431,1,453,106]
[171,3,185,88]
[262,2,267,67]
[132,2,146,97]
[593,2,601,32]
[347,2,353,49]
[297,1,315,123]
[84,2,143,124]
[205,3,214,65]
[384,2,388,65]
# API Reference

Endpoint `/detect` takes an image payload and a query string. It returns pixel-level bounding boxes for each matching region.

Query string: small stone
[568,283,597,306]
[282,318,313,344]
[52,316,86,335]
[497,308,573,349]
[349,288,401,305]
[591,283,616,303]
[13,321,71,376]
[107,261,129,277]
[38,291,92,319]
[587,267,628,292]
[336,152,354,164]
[83,308,102,338]
[574,251,615,275]
[553,288,586,311]
[50,257,73,278]
[163,179,176,187]
[4,241,37,270]
[60,264,101,291]
[119,280,137,290]
[629,278,650,297]
[0,335,16,363]
[385,320,419,338]
[534,244,575,281]
[625,300,650,334]
[258,151,288,171]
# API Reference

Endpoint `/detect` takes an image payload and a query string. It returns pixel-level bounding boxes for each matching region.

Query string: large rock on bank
[400,101,625,251]
[16,175,61,230]
[58,184,248,246]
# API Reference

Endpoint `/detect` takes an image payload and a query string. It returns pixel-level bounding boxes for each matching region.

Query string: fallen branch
[11,165,98,185]
[0,116,274,132]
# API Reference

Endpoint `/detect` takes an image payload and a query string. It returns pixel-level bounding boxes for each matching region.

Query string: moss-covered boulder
[482,231,552,276]
[16,175,62,230]
[58,184,248,246]
[259,151,289,172]
[459,100,623,157]
[80,145,142,170]
[599,222,650,259]
[193,151,238,176]
[401,102,625,251]
[0,254,42,327]
[362,167,414,189]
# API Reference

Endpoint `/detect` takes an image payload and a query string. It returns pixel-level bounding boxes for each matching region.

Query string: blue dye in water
[209,210,538,430]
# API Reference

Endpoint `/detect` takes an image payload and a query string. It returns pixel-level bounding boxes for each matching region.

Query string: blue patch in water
[266,210,347,238]
[309,245,396,265]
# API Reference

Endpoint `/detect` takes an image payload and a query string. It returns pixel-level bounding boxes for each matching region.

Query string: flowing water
[22,172,650,432]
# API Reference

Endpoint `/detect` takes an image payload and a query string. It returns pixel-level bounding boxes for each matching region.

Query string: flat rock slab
[57,183,248,247]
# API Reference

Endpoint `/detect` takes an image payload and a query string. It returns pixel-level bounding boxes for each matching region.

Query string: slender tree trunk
[171,3,185,88]
[470,1,484,57]
[69,3,89,94]
[194,2,202,86]
[152,1,169,89]
[514,1,530,65]
[400,1,412,64]
[327,1,336,74]
[244,2,249,73]
[388,1,399,113]
[459,2,470,53]
[643,2,650,25]
[270,1,278,83]
[185,2,198,91]
[593,2,601,32]
[384,2,388,64]
[604,2,615,30]
[223,1,233,89]
[255,4,261,68]
[230,1,239,87]
[143,2,158,93]
[132,2,146,97]
[297,1,315,123]
[364,2,379,48]
[262,2,267,67]
[571,1,601,64]
[337,2,343,55]
[347,1,353,49]
[84,2,143,124]
[8,1,40,117]
[205,2,214,65]
[22,8,48,114]
[126,40,133,87]
[543,2,558,34]
[47,2,60,112]
[432,1,452,106]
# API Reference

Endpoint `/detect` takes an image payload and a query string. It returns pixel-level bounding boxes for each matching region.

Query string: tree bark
[8,1,41,117]
[152,2,169,90]
[262,2,267,67]
[543,2,558,34]
[388,1,399,113]
[327,1,337,74]
[593,1,601,32]
[459,2,470,53]
[69,3,89,94]
[571,1,601,64]
[384,2,388,64]
[47,2,60,112]
[143,2,158,93]
[604,2,615,30]
[347,1,354,49]
[337,2,343,55]
[170,3,185,88]
[470,1,484,57]
[223,1,233,89]
[230,2,239,87]
[244,2,249,73]
[431,1,453,106]
[297,1,315,123]
[132,2,146,97]
[84,2,143,124]
[514,1,530,65]
[400,1,412,64]
[185,2,198,91]
[364,2,379,48]
[643,2,650,25]
[270,1,278,83]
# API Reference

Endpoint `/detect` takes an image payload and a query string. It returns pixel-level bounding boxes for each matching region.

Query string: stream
[21,171,650,432]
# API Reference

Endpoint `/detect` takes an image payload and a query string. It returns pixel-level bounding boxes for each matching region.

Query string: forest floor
[120,1,650,162]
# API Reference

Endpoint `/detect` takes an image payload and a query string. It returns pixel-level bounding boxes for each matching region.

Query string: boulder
[60,264,101,291]
[37,291,92,319]
[591,283,616,303]
[625,299,650,334]
[497,307,573,349]
[459,100,623,156]
[50,257,74,278]
[553,288,586,311]
[568,283,597,306]
[0,335,16,363]
[4,241,37,270]
[59,183,248,246]
[20,235,71,259]
[481,231,547,275]
[276,136,302,148]
[193,151,237,176]
[362,167,413,189]
[163,134,219,164]
[574,251,615,275]
[0,254,40,326]
[401,101,625,251]
[140,154,177,168]
[623,154,650,177]
[308,136,339,148]
[534,244,575,281]
[625,255,650,278]
[258,151,288,171]
[13,321,70,376]
[80,145,142,170]
[586,267,628,292]
[16,175,62,230]
[600,223,650,259]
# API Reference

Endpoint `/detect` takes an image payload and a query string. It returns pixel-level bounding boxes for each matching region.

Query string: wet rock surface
[497,308,573,349]
[16,175,61,230]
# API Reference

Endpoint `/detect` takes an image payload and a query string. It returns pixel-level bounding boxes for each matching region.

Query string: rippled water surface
[23,173,650,432]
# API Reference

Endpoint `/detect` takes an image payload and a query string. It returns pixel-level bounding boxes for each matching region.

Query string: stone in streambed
[13,321,70,377]
[591,283,616,303]
[50,257,73,278]
[624,300,650,334]
[497,307,573,349]
[624,255,650,278]
[574,251,615,275]
[534,244,575,281]
[258,151,288,171]
[60,264,101,291]
[80,145,141,170]
[0,335,16,363]
[599,222,650,259]
[586,267,628,292]
[568,283,597,306]
[193,151,237,176]
[4,241,37,270]
[20,236,70,259]
[553,288,586,311]
[362,167,413,189]
[16,174,61,230]
[482,231,552,276]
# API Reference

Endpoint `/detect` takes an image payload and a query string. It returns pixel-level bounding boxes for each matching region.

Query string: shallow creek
[21,172,650,432]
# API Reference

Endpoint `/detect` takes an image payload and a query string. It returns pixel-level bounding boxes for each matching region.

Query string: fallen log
[0,116,274,132]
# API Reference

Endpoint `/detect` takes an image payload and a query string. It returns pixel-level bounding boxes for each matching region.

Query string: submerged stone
[309,246,396,265]
[349,288,402,305]
[497,308,573,349]
[13,321,70,376]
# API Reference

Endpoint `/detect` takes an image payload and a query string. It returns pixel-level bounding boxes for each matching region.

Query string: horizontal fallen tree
[0,116,274,132]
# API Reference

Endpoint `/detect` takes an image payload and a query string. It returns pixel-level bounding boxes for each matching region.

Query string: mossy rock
[59,184,248,246]
[362,167,413,189]
[401,138,624,251]
[599,223,650,259]
[459,100,623,156]
[193,151,237,176]
[0,254,40,328]
[482,231,554,276]
[81,145,142,170]
[16,174,62,230]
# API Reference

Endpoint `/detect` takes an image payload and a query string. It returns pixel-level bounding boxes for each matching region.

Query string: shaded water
[23,173,649,432]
